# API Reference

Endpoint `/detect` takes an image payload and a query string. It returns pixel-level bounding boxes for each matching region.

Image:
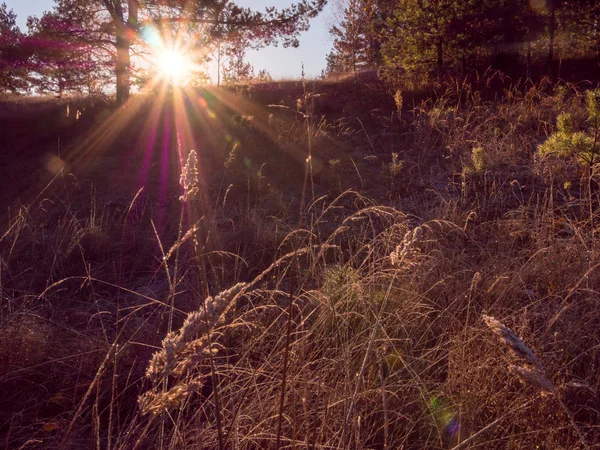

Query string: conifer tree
[221,46,254,84]
[43,0,326,103]
[379,0,541,84]
[325,0,379,76]
[26,12,110,96]
[550,0,600,62]
[0,3,30,93]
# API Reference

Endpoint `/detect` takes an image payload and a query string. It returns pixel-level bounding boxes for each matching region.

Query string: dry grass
[2,77,600,449]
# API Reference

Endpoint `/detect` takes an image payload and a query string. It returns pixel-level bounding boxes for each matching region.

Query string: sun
[156,49,192,84]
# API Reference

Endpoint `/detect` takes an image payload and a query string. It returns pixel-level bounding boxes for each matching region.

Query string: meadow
[2,73,600,449]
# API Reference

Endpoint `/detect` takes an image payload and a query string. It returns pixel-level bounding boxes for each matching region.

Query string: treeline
[0,1,325,102]
[0,3,120,98]
[325,0,600,84]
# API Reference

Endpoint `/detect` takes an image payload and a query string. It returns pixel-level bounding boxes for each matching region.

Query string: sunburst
[155,48,193,85]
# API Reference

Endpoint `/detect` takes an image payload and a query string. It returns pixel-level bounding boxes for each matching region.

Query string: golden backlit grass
[2,77,600,449]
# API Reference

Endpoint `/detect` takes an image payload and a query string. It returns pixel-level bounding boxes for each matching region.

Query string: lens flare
[156,49,192,84]
[141,25,162,47]
[429,395,460,437]
[529,0,546,11]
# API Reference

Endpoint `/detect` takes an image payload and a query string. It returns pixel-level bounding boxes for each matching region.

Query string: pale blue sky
[6,0,334,79]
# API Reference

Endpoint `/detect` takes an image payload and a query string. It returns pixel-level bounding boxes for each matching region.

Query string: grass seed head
[482,315,542,369]
[180,150,199,201]
[145,282,247,381]
[509,365,555,394]
[139,380,202,415]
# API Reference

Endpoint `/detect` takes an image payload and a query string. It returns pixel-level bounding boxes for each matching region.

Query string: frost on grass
[140,282,246,415]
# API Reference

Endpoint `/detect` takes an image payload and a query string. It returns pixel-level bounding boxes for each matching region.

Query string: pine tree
[325,51,346,77]
[42,0,326,103]
[210,32,249,86]
[380,0,454,84]
[222,46,254,84]
[325,0,379,76]
[0,3,30,93]
[549,0,600,62]
[26,12,110,96]
[379,0,541,85]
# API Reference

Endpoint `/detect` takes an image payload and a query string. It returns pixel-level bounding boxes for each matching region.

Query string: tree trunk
[115,0,139,104]
[116,35,131,104]
[217,44,222,86]
[547,0,556,73]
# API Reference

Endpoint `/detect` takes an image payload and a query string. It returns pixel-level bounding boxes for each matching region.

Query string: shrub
[539,89,600,168]
[471,146,485,172]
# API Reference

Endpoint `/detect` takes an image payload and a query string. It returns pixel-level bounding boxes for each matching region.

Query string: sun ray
[136,86,168,190]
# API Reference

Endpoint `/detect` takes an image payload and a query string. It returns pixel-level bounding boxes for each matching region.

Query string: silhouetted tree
[26,12,110,96]
[46,0,326,103]
[222,45,254,84]
[209,32,248,86]
[0,3,30,93]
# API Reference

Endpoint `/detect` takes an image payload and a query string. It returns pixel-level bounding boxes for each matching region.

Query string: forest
[1,1,599,96]
[2,1,600,449]
[325,0,600,81]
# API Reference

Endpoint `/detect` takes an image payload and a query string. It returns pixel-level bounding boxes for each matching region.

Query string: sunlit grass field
[2,74,600,449]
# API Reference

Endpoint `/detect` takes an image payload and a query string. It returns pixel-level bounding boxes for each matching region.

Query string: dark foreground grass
[2,76,600,449]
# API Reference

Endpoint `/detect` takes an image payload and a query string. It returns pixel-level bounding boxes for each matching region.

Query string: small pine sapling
[539,89,600,170]
[471,146,485,172]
